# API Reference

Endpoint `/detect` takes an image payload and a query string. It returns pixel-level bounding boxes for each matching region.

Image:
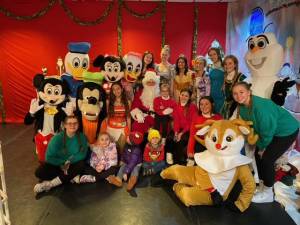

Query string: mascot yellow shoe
[161,119,258,212]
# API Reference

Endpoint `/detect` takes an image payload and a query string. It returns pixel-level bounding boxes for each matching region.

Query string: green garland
[117,0,123,56]
[0,0,56,21]
[192,2,199,59]
[118,0,166,52]
[123,0,163,19]
[58,0,114,26]
[0,0,114,26]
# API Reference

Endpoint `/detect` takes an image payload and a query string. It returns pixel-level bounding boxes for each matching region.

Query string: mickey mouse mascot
[24,74,71,162]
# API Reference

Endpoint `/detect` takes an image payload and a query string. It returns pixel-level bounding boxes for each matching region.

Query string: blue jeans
[142,161,166,174]
[117,163,142,179]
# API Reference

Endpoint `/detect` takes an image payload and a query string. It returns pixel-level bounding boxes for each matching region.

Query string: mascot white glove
[131,108,145,123]
[29,98,44,115]
[162,108,173,115]
[62,101,74,116]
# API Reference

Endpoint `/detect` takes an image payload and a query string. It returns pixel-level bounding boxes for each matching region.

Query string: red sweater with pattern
[143,143,165,162]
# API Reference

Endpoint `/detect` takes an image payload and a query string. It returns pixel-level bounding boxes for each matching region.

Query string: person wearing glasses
[33,115,88,194]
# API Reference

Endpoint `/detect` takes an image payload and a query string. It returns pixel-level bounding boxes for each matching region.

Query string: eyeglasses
[65,122,78,126]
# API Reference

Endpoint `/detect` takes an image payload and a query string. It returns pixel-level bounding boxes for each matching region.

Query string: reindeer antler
[247,128,259,145]
[195,119,216,129]
[232,119,258,145]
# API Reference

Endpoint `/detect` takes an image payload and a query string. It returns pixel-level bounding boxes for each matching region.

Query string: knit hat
[148,129,161,142]
[129,131,144,145]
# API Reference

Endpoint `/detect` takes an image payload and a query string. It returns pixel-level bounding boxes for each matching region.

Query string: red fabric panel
[0,1,227,123]
[122,1,162,60]
[166,3,195,64]
[0,1,118,123]
[197,3,227,56]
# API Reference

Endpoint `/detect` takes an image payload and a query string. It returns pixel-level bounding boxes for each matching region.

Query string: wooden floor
[0,124,297,225]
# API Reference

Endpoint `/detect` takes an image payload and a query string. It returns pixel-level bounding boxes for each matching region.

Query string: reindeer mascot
[161,119,258,212]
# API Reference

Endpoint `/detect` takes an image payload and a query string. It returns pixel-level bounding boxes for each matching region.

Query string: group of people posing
[32,44,299,207]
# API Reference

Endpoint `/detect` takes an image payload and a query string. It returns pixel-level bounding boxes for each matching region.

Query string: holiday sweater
[143,143,165,163]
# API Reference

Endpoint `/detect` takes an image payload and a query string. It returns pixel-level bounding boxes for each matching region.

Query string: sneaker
[166,153,174,165]
[106,175,122,187]
[127,176,138,191]
[79,175,96,183]
[34,181,52,194]
[252,188,274,203]
[186,158,195,167]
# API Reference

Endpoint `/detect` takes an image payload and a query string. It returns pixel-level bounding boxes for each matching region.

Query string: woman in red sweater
[165,88,197,165]
[187,96,222,166]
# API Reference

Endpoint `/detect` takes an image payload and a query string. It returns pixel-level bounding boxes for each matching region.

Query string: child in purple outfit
[107,131,144,191]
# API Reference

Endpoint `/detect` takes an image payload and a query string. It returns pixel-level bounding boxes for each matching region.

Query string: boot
[106,175,122,187]
[127,176,138,191]
[252,185,274,203]
[34,177,62,194]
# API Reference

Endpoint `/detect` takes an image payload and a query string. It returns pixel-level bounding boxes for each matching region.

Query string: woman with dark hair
[142,51,155,74]
[34,115,88,194]
[173,55,193,102]
[221,55,246,119]
[208,47,225,113]
[165,89,197,165]
[135,51,155,93]
[232,81,299,203]
[101,82,131,152]
[186,96,222,166]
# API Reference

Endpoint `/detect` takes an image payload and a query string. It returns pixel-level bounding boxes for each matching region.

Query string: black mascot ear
[33,74,44,89]
[62,79,70,95]
[93,55,105,68]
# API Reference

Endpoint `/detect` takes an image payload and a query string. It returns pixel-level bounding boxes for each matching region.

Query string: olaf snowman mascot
[245,7,294,104]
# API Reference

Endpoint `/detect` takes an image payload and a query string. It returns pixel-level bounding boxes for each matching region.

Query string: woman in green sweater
[232,82,299,203]
[34,115,88,194]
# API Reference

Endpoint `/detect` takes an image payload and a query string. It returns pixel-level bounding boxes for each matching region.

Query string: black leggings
[35,160,85,184]
[165,131,189,164]
[255,129,299,187]
[154,114,171,138]
[82,165,119,181]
